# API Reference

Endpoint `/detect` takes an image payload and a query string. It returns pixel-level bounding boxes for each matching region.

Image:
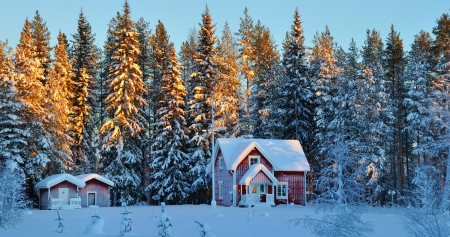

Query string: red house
[213,138,310,206]
[35,173,114,210]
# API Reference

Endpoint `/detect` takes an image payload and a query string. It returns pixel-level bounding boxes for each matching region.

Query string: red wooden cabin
[213,138,310,207]
[76,174,114,207]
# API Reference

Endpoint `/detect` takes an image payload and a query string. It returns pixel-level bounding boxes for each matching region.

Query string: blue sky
[0,0,448,53]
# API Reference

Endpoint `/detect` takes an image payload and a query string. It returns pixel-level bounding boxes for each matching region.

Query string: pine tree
[277,9,312,143]
[44,32,75,174]
[215,22,241,137]
[179,27,197,98]
[251,21,280,139]
[70,9,100,173]
[148,44,190,204]
[235,7,255,135]
[30,10,51,81]
[384,24,407,191]
[13,20,53,205]
[187,5,218,202]
[99,1,147,205]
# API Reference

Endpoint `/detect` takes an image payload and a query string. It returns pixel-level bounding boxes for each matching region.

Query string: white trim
[219,156,224,169]
[277,182,288,199]
[218,181,224,200]
[248,155,260,166]
[232,170,236,207]
[87,191,97,206]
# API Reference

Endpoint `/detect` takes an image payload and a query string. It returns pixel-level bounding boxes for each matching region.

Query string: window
[249,156,260,166]
[218,181,223,200]
[260,184,265,193]
[218,156,224,169]
[277,183,288,199]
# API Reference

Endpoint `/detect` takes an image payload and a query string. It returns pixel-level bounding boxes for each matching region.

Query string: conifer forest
[1,1,450,209]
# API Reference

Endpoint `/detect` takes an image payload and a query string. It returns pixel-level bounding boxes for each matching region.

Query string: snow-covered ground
[0,204,406,236]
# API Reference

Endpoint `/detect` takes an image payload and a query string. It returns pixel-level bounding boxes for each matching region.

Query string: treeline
[0,1,449,207]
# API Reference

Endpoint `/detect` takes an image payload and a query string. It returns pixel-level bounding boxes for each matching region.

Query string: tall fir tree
[70,9,99,174]
[179,27,198,99]
[147,44,190,204]
[215,21,241,137]
[30,10,51,81]
[384,24,407,191]
[99,1,147,205]
[277,9,312,143]
[187,5,218,203]
[235,7,255,135]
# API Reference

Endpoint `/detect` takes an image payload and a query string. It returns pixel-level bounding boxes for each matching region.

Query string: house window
[219,156,224,169]
[260,184,265,193]
[218,181,223,200]
[249,156,260,166]
[277,182,288,199]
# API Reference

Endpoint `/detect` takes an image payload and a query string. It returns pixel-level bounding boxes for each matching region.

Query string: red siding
[274,171,305,205]
[39,189,48,210]
[78,179,111,207]
[251,170,272,183]
[38,181,79,210]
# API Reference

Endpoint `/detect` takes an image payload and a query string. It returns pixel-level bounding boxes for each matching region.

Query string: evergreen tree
[179,27,197,97]
[70,9,100,173]
[99,1,147,205]
[384,24,407,191]
[277,9,312,143]
[30,10,51,80]
[147,44,190,204]
[13,20,53,205]
[235,7,255,135]
[215,22,241,137]
[187,6,218,202]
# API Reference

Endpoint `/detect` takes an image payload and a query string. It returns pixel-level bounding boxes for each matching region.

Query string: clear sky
[0,0,448,53]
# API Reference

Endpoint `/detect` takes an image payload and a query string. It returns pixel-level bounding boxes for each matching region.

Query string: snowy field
[0,204,406,236]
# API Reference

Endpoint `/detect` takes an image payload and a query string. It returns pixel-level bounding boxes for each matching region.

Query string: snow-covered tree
[277,8,312,142]
[157,202,173,237]
[99,1,147,205]
[186,5,218,202]
[70,9,100,173]
[148,44,190,203]
[30,10,51,80]
[179,27,197,98]
[0,166,27,229]
[215,21,241,137]
[119,203,133,235]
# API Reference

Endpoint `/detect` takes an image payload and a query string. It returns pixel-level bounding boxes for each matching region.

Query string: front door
[88,193,96,206]
[251,184,266,203]
[58,188,69,205]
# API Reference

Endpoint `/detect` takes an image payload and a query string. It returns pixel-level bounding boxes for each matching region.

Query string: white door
[251,184,266,203]
[58,188,69,205]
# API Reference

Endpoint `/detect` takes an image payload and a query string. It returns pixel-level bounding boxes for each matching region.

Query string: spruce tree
[70,9,100,173]
[147,44,190,204]
[179,27,197,98]
[277,9,312,143]
[187,6,218,203]
[215,22,241,137]
[30,10,51,80]
[99,1,147,205]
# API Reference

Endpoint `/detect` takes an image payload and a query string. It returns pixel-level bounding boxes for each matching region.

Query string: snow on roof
[76,173,115,187]
[216,138,310,172]
[34,173,86,189]
[239,164,279,185]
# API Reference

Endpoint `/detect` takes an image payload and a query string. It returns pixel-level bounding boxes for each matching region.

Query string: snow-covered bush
[55,210,64,233]
[195,221,216,237]
[157,202,173,237]
[403,166,450,237]
[0,167,27,229]
[84,206,105,235]
[119,203,133,235]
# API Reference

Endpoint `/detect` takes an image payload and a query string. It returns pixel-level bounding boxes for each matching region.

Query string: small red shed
[76,173,114,207]
[34,173,86,210]
[213,138,310,207]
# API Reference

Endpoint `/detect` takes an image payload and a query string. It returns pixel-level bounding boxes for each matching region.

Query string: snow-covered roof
[216,138,310,172]
[239,164,278,185]
[76,173,115,187]
[34,173,86,189]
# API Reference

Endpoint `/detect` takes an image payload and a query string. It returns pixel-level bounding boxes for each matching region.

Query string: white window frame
[277,182,288,199]
[248,155,260,166]
[218,155,224,169]
[218,181,224,200]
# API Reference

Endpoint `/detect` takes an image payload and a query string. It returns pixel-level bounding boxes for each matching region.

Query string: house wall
[274,171,305,205]
[214,150,233,206]
[39,181,79,210]
[235,149,273,205]
[39,189,48,210]
[78,179,111,207]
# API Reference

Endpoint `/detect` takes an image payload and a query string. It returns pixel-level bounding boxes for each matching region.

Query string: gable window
[218,156,224,169]
[277,182,288,199]
[249,156,260,166]
[218,181,223,200]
